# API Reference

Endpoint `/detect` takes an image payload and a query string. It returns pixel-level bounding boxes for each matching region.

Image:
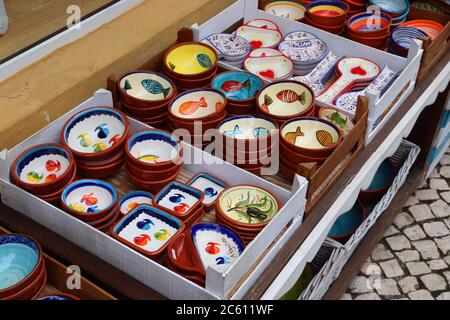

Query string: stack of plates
[235,19,282,50]
[303,0,349,35]
[346,12,392,49]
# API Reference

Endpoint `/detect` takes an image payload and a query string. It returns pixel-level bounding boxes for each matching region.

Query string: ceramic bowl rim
[243,50,295,81]
[328,200,365,241]
[306,0,350,18]
[210,71,265,103]
[361,158,398,194]
[264,0,306,16]
[119,191,154,215]
[217,114,279,143]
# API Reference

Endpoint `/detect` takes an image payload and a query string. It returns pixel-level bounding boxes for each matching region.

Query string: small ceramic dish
[164,42,218,78]
[168,65,218,88]
[328,201,365,244]
[4,261,46,300]
[88,205,120,229]
[37,293,80,300]
[257,80,315,119]
[306,1,349,26]
[112,205,184,260]
[61,179,118,222]
[303,15,345,34]
[125,158,181,181]
[235,24,282,49]
[125,164,182,194]
[167,110,227,134]
[211,71,264,102]
[244,48,294,81]
[399,20,444,41]
[61,107,129,160]
[167,231,205,277]
[346,12,392,36]
[187,173,228,210]
[359,158,397,202]
[11,144,75,195]
[265,1,306,21]
[165,258,206,287]
[390,27,428,51]
[369,0,409,14]
[280,140,328,165]
[245,18,280,30]
[153,182,204,220]
[120,99,170,118]
[202,33,251,62]
[36,166,78,205]
[76,156,124,179]
[318,107,354,137]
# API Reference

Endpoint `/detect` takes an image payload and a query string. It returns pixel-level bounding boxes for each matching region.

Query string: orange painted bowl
[306,1,349,26]
[61,107,130,161]
[347,32,389,49]
[76,156,124,179]
[119,100,170,119]
[280,117,343,157]
[125,165,181,194]
[11,144,76,196]
[117,71,177,108]
[346,12,392,37]
[303,14,345,34]
[125,157,181,180]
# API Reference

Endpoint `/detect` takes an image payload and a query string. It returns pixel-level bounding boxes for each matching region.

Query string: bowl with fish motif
[257,80,315,122]
[163,42,218,79]
[264,1,306,21]
[36,293,80,300]
[280,141,328,165]
[37,166,78,207]
[61,179,118,222]
[211,71,264,104]
[280,117,343,157]
[111,205,184,261]
[11,144,76,196]
[118,71,177,108]
[328,201,364,244]
[119,191,154,216]
[187,172,228,211]
[359,158,397,202]
[61,107,130,161]
[318,107,354,137]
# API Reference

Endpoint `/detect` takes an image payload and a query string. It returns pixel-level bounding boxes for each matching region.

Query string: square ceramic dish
[187,173,228,210]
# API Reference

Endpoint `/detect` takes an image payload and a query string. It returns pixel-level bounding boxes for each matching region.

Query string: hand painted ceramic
[318,107,354,137]
[211,71,264,102]
[245,18,280,30]
[167,231,205,276]
[169,89,226,121]
[235,22,283,49]
[265,1,306,21]
[202,33,251,62]
[112,205,183,259]
[218,115,278,141]
[3,261,46,300]
[369,0,409,14]
[125,164,182,194]
[119,191,154,216]
[187,173,228,208]
[257,80,315,118]
[399,20,444,40]
[346,12,392,36]
[191,223,244,272]
[360,158,397,202]
[216,185,281,227]
[391,26,428,51]
[328,201,364,244]
[306,1,349,26]
[278,37,328,65]
[76,156,124,179]
[37,293,80,300]
[62,107,129,158]
[164,42,217,77]
[244,48,294,81]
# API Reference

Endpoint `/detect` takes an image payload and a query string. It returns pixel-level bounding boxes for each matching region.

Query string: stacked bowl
[234,19,282,50]
[264,1,306,21]
[61,179,120,233]
[211,71,264,116]
[202,33,251,69]
[117,71,177,128]
[279,117,344,180]
[244,48,295,82]
[11,144,77,206]
[389,26,428,56]
[346,12,392,49]
[328,201,365,244]
[342,0,366,15]
[369,0,410,27]
[163,42,218,92]
[303,0,349,35]
[0,234,46,300]
[119,191,154,216]
[61,107,130,179]
[124,129,184,193]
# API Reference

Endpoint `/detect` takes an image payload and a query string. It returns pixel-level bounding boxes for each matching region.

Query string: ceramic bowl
[257,80,315,120]
[359,158,397,202]
[235,24,283,49]
[347,32,389,49]
[306,1,349,26]
[61,107,130,160]
[36,166,77,201]
[118,71,177,107]
[280,117,343,157]
[164,42,218,79]
[167,231,205,277]
[280,140,328,165]
[265,1,306,21]
[61,179,118,222]
[369,0,409,15]
[399,20,444,41]
[211,71,264,103]
[328,201,364,244]
[303,15,345,34]
[187,172,228,210]
[112,205,184,260]
[11,144,75,196]
[4,261,46,300]
[244,48,294,81]
[76,156,124,179]
[390,27,428,52]
[125,158,181,181]
[125,165,182,194]
[167,110,227,134]
[278,37,328,66]
[346,12,392,37]
[119,191,154,216]
[202,33,251,62]
[88,205,120,229]
[318,107,354,137]
[37,293,80,300]
[120,99,170,119]
[125,129,183,170]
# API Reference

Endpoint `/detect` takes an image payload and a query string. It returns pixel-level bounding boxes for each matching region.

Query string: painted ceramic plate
[61,180,117,214]
[211,71,264,101]
[279,38,328,64]
[281,118,340,150]
[64,108,126,154]
[170,89,226,120]
[318,108,354,137]
[217,185,280,225]
[165,43,217,75]
[16,145,71,185]
[153,182,203,216]
[119,72,175,101]
[191,223,244,271]
[128,130,181,164]
[119,191,154,215]
[245,19,279,30]
[265,1,306,20]
[244,48,294,81]
[202,33,251,61]
[235,25,282,49]
[188,173,227,206]
[258,81,314,117]
[218,115,278,140]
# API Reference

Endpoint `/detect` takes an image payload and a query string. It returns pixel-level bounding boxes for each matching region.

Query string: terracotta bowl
[125,158,181,181]
[76,157,124,179]
[167,231,205,277]
[88,204,119,228]
[11,144,75,196]
[226,101,258,115]
[61,179,118,222]
[117,71,177,108]
[76,149,124,167]
[346,12,392,37]
[126,165,181,194]
[278,157,296,180]
[168,66,218,88]
[317,107,355,137]
[120,100,170,119]
[165,258,205,287]
[306,1,349,27]
[359,158,397,203]
[328,201,365,244]
[61,107,130,161]
[235,22,283,49]
[167,110,227,134]
[347,32,389,49]
[303,14,345,33]
[211,71,264,104]
[4,262,46,300]
[119,191,154,216]
[280,141,328,166]
[37,166,78,203]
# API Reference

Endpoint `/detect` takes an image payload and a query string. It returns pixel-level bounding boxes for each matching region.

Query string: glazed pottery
[125,156,181,179]
[4,262,46,300]
[265,1,306,21]
[119,191,154,216]
[202,33,251,62]
[328,201,364,244]
[346,12,392,37]
[211,71,264,102]
[76,157,124,179]
[244,48,294,81]
[218,115,278,142]
[318,107,354,136]
[369,0,409,14]
[187,173,228,210]
[390,27,428,56]
[280,140,328,165]
[306,0,349,28]
[167,231,205,276]
[125,164,182,194]
[399,20,444,40]
[279,31,328,66]
[169,89,227,121]
[359,158,397,202]
[37,293,80,300]
[235,20,282,49]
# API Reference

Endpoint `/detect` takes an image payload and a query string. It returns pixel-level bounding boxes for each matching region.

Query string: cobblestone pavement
[343,148,450,300]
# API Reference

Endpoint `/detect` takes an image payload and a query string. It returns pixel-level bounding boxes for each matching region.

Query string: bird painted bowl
[191,223,245,273]
[61,107,129,160]
[369,0,409,14]
[257,80,315,120]
[61,179,118,222]
[112,205,184,260]
[215,185,281,229]
[125,129,183,171]
[306,1,349,26]
[118,71,177,107]
[244,48,294,81]
[328,201,364,244]
[235,23,283,49]
[211,71,264,103]
[119,191,154,216]
[202,33,251,62]
[318,107,354,137]
[359,158,397,202]
[168,89,227,122]
[163,42,218,79]
[11,144,75,195]
[0,234,42,298]
[280,117,343,157]
[399,20,444,41]
[346,12,392,36]
[37,293,80,300]
[264,1,306,21]
[187,173,228,210]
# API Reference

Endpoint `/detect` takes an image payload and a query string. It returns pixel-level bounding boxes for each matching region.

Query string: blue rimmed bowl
[390,26,427,56]
[328,201,365,244]
[359,158,397,202]
[211,71,264,103]
[119,191,154,216]
[37,293,80,300]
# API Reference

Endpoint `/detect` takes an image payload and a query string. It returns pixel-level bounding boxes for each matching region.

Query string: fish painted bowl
[112,205,184,260]
[191,223,245,273]
[211,71,264,103]
[280,140,328,166]
[167,109,227,134]
[0,234,42,298]
[11,144,75,195]
[169,89,227,122]
[187,173,228,210]
[61,179,118,222]
[202,33,251,62]
[359,158,397,202]
[280,117,343,157]
[119,191,154,216]
[318,107,354,137]
[244,48,294,81]
[306,1,349,26]
[265,1,306,21]
[346,12,392,37]
[37,293,80,300]
[118,71,177,107]
[153,182,204,220]
[215,185,281,229]
[164,42,218,79]
[235,24,283,49]
[278,37,328,66]
[61,107,130,160]
[125,129,183,171]
[120,98,171,119]
[257,80,315,120]
[328,201,364,244]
